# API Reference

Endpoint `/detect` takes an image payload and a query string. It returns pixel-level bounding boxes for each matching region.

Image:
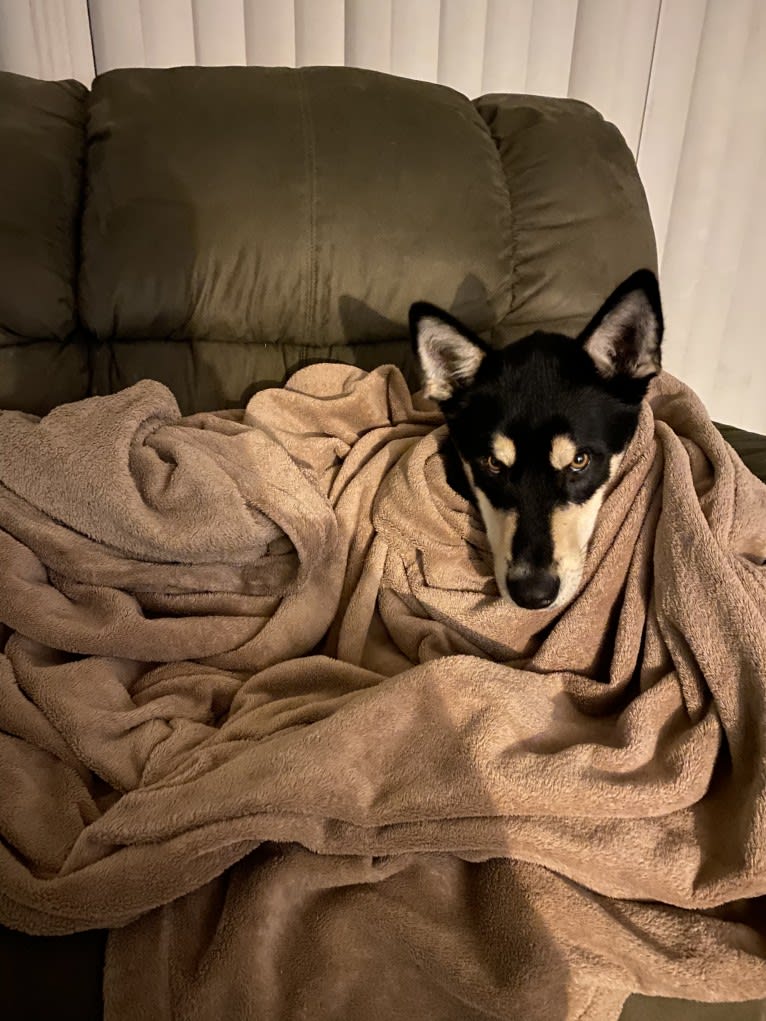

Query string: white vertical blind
[345,0,392,74]
[716,158,766,431]
[140,0,196,67]
[192,0,246,66]
[294,0,344,66]
[88,0,145,72]
[654,0,766,432]
[525,0,578,97]
[482,0,533,94]
[635,0,706,262]
[390,0,441,83]
[568,0,660,156]
[482,0,579,97]
[0,0,39,79]
[0,0,764,430]
[0,0,93,83]
[243,1,295,66]
[438,0,487,99]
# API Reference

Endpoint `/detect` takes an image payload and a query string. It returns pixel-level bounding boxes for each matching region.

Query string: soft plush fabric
[1,364,765,1020]
[80,67,512,347]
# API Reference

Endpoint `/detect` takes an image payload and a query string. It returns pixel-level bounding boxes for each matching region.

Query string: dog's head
[410,270,663,610]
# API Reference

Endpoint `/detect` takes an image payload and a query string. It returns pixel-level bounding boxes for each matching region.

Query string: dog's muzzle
[506,570,560,610]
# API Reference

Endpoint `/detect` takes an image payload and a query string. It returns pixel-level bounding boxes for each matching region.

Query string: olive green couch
[0,65,763,1021]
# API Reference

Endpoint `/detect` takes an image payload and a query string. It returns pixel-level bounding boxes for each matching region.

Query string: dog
[409,270,663,610]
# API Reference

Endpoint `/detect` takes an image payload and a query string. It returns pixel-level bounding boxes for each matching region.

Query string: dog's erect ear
[409,302,488,402]
[580,270,664,381]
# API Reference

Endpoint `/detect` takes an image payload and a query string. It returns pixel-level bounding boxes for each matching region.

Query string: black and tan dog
[410,271,663,610]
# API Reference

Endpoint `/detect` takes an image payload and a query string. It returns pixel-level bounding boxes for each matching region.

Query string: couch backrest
[0,72,88,412]
[0,66,656,415]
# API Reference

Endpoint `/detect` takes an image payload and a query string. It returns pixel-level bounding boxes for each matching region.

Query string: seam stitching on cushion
[472,102,515,336]
[297,70,318,346]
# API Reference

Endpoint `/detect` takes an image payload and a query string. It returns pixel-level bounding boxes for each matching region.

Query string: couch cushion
[620,994,766,1021]
[0,72,89,414]
[475,94,658,344]
[80,66,512,348]
[89,336,418,415]
[715,423,766,484]
[0,340,90,415]
[0,72,85,344]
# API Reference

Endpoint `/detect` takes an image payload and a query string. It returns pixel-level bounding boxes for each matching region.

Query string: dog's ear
[409,302,488,401]
[580,270,663,381]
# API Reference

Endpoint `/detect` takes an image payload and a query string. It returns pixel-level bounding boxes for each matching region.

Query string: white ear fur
[416,316,486,401]
[583,288,662,380]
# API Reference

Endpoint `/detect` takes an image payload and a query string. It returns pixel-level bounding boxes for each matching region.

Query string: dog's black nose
[507,572,559,610]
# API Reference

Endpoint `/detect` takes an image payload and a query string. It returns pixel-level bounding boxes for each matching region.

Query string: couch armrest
[474,93,657,344]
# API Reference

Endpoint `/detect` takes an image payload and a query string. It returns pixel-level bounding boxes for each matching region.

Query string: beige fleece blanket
[1,364,766,1020]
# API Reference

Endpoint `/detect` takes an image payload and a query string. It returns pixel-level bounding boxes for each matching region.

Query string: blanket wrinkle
[1,363,766,1020]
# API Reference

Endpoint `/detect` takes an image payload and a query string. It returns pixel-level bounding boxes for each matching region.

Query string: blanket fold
[1,364,765,1020]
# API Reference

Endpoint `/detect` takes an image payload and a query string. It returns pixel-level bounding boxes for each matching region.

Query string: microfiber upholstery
[474,93,658,343]
[80,66,512,408]
[717,423,766,483]
[0,66,662,415]
[0,72,89,411]
[75,67,660,412]
[81,66,512,344]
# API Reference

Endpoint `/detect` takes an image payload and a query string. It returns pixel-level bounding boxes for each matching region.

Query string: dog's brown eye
[484,455,502,474]
[569,451,591,472]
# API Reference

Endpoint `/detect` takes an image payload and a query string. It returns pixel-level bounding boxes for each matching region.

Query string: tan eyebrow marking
[550,435,577,470]
[491,434,516,467]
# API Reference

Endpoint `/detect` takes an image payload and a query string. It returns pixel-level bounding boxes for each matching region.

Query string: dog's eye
[569,451,591,472]
[483,455,502,475]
